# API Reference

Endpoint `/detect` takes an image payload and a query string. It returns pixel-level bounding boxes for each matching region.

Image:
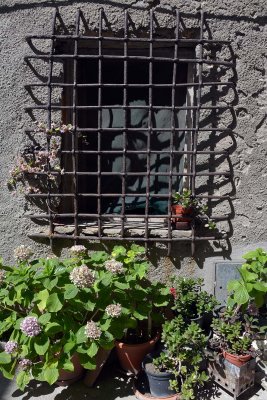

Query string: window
[25,9,234,254]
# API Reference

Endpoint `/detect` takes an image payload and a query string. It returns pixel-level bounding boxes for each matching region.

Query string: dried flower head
[4,341,19,354]
[105,304,122,318]
[14,245,33,262]
[19,358,33,371]
[69,265,95,289]
[85,321,102,340]
[247,302,259,316]
[0,270,6,286]
[104,259,124,274]
[70,245,88,258]
[20,316,41,337]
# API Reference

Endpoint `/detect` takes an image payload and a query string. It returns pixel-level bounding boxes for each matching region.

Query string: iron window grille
[24,8,234,255]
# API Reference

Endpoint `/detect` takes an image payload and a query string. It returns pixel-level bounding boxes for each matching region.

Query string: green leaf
[34,336,50,355]
[76,326,87,344]
[233,284,250,305]
[43,368,59,385]
[79,353,97,370]
[64,284,79,300]
[43,277,58,290]
[100,319,111,331]
[45,322,62,335]
[62,360,74,372]
[39,313,51,325]
[36,289,49,311]
[63,341,76,353]
[16,370,31,391]
[0,352,11,364]
[254,282,267,292]
[46,293,63,312]
[87,342,99,357]
[114,281,130,290]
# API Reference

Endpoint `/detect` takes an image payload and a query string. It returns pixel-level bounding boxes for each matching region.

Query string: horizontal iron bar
[24,171,231,177]
[25,105,232,111]
[60,150,228,155]
[24,55,233,66]
[25,81,235,88]
[25,213,229,220]
[26,35,231,44]
[28,233,226,242]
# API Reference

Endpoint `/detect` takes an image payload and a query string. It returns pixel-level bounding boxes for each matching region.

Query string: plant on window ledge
[172,189,217,230]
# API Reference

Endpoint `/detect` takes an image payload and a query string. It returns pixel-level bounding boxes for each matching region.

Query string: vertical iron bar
[121,10,128,238]
[145,9,153,253]
[72,9,81,242]
[98,9,103,238]
[191,11,204,256]
[167,10,180,257]
[46,9,58,248]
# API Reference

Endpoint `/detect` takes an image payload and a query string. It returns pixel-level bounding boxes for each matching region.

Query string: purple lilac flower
[19,359,33,370]
[20,316,41,337]
[4,341,19,354]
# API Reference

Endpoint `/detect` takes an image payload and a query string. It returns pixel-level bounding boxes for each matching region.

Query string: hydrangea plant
[0,244,169,390]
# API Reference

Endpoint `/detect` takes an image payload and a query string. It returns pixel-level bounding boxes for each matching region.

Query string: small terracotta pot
[115,334,160,374]
[57,353,84,386]
[171,205,192,230]
[222,350,252,367]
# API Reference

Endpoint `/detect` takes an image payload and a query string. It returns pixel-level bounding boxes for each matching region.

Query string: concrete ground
[0,362,266,400]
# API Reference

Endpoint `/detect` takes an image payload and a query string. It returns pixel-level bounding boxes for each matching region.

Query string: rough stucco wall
[0,0,266,291]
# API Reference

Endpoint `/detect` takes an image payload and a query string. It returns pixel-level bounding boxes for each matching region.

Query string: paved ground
[0,362,266,400]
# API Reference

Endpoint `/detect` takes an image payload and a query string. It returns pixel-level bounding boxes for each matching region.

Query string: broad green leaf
[62,360,74,372]
[0,352,11,364]
[227,280,241,292]
[43,368,59,385]
[114,281,130,290]
[64,341,76,353]
[87,342,99,357]
[45,322,62,335]
[46,293,63,312]
[64,284,79,300]
[43,277,58,290]
[254,282,267,292]
[79,353,97,370]
[36,289,49,311]
[233,284,250,305]
[100,319,111,331]
[39,313,51,325]
[76,326,87,344]
[16,370,30,391]
[34,336,50,355]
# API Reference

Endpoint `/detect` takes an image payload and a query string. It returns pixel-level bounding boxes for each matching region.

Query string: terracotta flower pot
[222,350,252,367]
[115,333,160,374]
[57,353,85,386]
[171,205,192,230]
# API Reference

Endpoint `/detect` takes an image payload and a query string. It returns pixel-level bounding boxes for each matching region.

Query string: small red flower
[170,287,177,298]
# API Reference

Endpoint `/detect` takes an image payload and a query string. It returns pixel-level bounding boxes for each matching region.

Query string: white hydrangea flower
[85,321,102,340]
[105,304,122,318]
[104,259,124,274]
[14,245,33,262]
[69,265,95,289]
[70,245,88,258]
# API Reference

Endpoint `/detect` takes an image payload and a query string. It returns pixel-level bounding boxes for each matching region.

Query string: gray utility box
[208,355,256,399]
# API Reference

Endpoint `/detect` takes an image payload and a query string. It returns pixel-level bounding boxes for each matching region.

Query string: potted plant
[170,277,218,330]
[211,308,260,367]
[142,316,209,399]
[172,189,216,230]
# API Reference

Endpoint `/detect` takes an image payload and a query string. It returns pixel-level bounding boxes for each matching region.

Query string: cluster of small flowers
[0,270,6,286]
[18,358,33,371]
[70,245,88,258]
[4,341,19,354]
[14,245,33,262]
[85,321,102,340]
[35,121,73,135]
[104,259,124,274]
[20,316,41,337]
[105,304,122,318]
[70,265,95,289]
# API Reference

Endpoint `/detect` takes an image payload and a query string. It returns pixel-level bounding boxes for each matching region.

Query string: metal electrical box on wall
[214,262,242,305]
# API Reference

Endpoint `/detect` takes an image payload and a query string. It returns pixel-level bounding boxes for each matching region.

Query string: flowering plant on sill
[0,244,169,390]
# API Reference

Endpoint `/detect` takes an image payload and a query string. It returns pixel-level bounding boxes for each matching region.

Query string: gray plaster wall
[0,0,266,292]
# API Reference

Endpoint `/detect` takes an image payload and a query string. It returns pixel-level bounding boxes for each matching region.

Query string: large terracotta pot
[115,334,160,374]
[222,350,252,367]
[57,353,85,386]
[171,205,192,230]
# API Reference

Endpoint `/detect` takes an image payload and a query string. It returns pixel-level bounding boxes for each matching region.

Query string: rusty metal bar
[97,9,103,239]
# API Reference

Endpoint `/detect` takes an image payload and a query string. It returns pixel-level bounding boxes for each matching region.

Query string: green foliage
[153,316,208,400]
[0,244,169,390]
[227,248,267,310]
[170,277,219,319]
